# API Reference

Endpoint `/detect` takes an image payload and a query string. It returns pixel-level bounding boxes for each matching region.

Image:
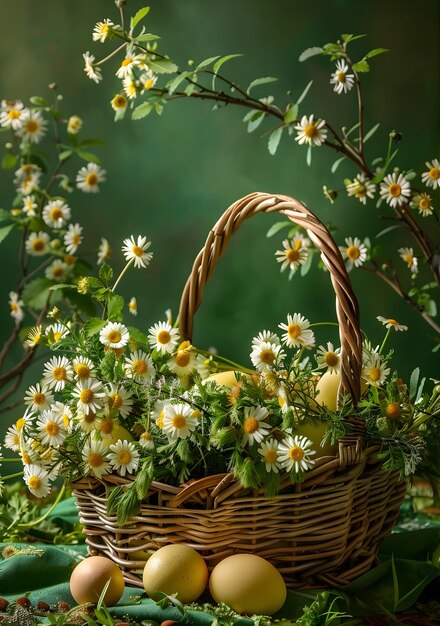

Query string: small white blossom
[278,313,315,349]
[99,322,129,350]
[42,199,71,229]
[148,321,180,354]
[0,100,26,130]
[421,158,440,190]
[25,231,50,256]
[241,406,271,446]
[275,238,309,273]
[24,383,54,413]
[45,259,70,282]
[72,379,105,415]
[83,52,103,84]
[380,172,411,208]
[108,439,140,476]
[24,464,51,498]
[162,403,198,441]
[315,342,341,373]
[17,110,47,144]
[97,237,112,265]
[105,383,133,419]
[377,316,408,332]
[9,291,24,323]
[258,438,282,473]
[330,60,355,94]
[128,296,137,315]
[278,434,316,474]
[122,235,153,269]
[42,356,73,391]
[92,18,116,42]
[398,247,418,274]
[36,410,67,447]
[341,236,368,270]
[345,173,376,205]
[124,350,155,383]
[362,355,390,387]
[63,223,83,254]
[82,440,111,479]
[115,51,147,79]
[250,341,285,371]
[76,162,106,193]
[294,114,327,147]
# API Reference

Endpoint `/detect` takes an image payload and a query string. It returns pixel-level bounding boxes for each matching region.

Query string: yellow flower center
[80,389,94,404]
[28,476,41,490]
[369,367,381,382]
[156,412,164,429]
[16,417,25,431]
[403,254,413,268]
[85,173,98,186]
[244,417,259,434]
[53,331,63,341]
[288,323,301,339]
[45,422,59,436]
[304,123,318,138]
[386,319,398,325]
[53,366,67,381]
[172,414,187,429]
[260,349,275,364]
[26,120,39,133]
[388,183,401,197]
[53,266,65,278]
[337,71,346,83]
[385,403,401,420]
[346,245,360,260]
[8,109,21,120]
[113,95,127,109]
[286,248,300,262]
[264,449,278,463]
[278,396,285,407]
[141,431,153,442]
[84,411,97,424]
[33,392,46,405]
[75,364,91,378]
[132,244,144,257]
[117,450,132,464]
[88,452,104,468]
[100,418,114,434]
[99,24,110,35]
[133,359,148,374]
[110,393,123,409]
[324,351,339,367]
[419,197,430,209]
[144,78,155,90]
[175,351,190,367]
[11,303,18,312]
[62,413,70,428]
[50,207,63,221]
[289,446,304,461]
[157,330,171,344]
[122,58,133,67]
[32,239,45,252]
[108,330,122,344]
[22,450,32,464]
[429,167,439,180]
[65,255,76,265]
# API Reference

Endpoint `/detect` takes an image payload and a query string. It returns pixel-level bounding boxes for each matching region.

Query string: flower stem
[112,258,134,293]
[1,471,23,481]
[0,457,21,462]
[196,348,254,374]
[378,328,392,356]
[18,483,66,529]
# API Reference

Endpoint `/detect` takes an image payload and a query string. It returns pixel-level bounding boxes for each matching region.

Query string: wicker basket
[72,192,407,589]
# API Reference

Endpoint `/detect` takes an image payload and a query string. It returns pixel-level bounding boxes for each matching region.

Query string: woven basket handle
[179,192,362,403]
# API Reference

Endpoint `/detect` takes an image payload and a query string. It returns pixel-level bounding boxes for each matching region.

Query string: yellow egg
[202,370,248,388]
[209,554,286,615]
[101,423,135,448]
[295,420,337,457]
[70,556,125,606]
[142,544,208,603]
[315,371,367,411]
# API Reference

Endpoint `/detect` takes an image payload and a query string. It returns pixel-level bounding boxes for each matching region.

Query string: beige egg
[70,556,125,606]
[142,544,208,603]
[316,371,367,411]
[202,370,249,388]
[100,423,135,447]
[209,554,286,615]
[295,420,337,456]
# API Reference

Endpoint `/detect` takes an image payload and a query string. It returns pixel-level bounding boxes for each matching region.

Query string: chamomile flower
[42,356,73,391]
[162,403,198,440]
[275,238,309,272]
[15,407,35,434]
[345,173,376,205]
[73,357,95,380]
[108,439,140,477]
[122,235,153,269]
[36,410,67,447]
[14,163,42,190]
[128,296,137,315]
[9,291,24,323]
[97,237,112,264]
[111,94,128,112]
[124,350,155,383]
[45,259,70,282]
[362,355,390,386]
[377,316,408,332]
[341,237,368,270]
[330,60,355,94]
[168,344,197,377]
[122,76,138,99]
[92,18,115,42]
[63,223,83,254]
[46,323,69,342]
[251,331,280,350]
[76,162,106,193]
[24,464,51,498]
[51,401,73,432]
[294,114,328,147]
[96,416,118,440]
[72,379,105,415]
[139,431,155,450]
[99,321,129,350]
[421,159,440,190]
[278,434,316,474]
[412,192,434,217]
[4,425,21,451]
[67,115,83,134]
[258,438,282,473]
[24,383,53,413]
[76,409,99,433]
[0,100,25,130]
[21,195,37,217]
[18,110,47,144]
[139,70,157,93]
[115,51,147,79]
[25,231,50,256]
[398,247,418,274]
[241,406,271,446]
[250,341,285,371]
[279,313,315,349]
[148,321,180,354]
[83,51,103,84]
[105,384,133,419]
[380,172,411,208]
[42,199,71,229]
[25,325,43,348]
[82,440,110,479]
[315,342,341,373]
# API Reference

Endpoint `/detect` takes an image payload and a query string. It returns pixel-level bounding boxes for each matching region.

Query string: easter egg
[295,420,337,457]
[202,370,248,388]
[315,371,367,412]
[209,554,286,615]
[101,423,135,447]
[70,556,125,606]
[142,544,208,603]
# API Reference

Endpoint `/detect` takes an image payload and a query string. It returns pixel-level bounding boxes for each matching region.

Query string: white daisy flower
[72,379,105,415]
[275,238,309,273]
[15,407,35,434]
[51,401,73,432]
[67,115,83,134]
[421,158,440,190]
[45,259,70,282]
[315,342,341,373]
[82,440,111,479]
[22,195,38,217]
[122,76,138,99]
[258,438,282,473]
[278,313,315,349]
[97,237,112,265]
[122,235,153,269]
[42,356,73,391]
[25,325,43,348]
[4,425,21,451]
[139,431,155,450]
[398,247,418,274]
[412,192,434,217]
[73,357,95,380]
[92,18,115,42]
[24,383,54,413]
[9,291,24,323]
[24,464,51,498]
[376,316,408,332]
[241,406,271,446]
[83,51,103,84]
[278,434,316,474]
[42,199,71,229]
[63,223,83,254]
[76,162,106,193]
[128,296,137,315]
[111,94,128,112]
[152,400,167,430]
[341,236,368,270]
[99,321,129,350]
[17,110,47,144]
[330,59,355,94]
[195,353,214,379]
[36,410,67,447]
[294,114,327,147]
[25,231,50,256]
[0,100,26,130]
[46,323,69,342]
[140,70,157,94]
[108,439,140,477]
[115,51,147,79]
[124,350,155,383]
[148,321,180,354]
[14,162,42,185]
[362,339,380,364]
[96,416,118,440]
[162,403,198,440]
[168,345,197,377]
[250,341,286,371]
[76,409,99,433]
[251,331,280,350]
[380,172,411,208]
[361,355,390,387]
[105,383,133,419]
[345,173,376,205]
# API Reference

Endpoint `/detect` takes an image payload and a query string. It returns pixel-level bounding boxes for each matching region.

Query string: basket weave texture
[72,192,407,589]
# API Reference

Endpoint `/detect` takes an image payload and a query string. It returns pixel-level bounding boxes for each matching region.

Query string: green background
[0,0,439,438]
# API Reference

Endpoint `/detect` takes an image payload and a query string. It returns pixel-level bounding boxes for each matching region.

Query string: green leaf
[363,122,380,143]
[376,225,405,239]
[352,59,370,72]
[364,47,389,60]
[331,156,346,173]
[59,149,73,161]
[147,58,178,74]
[344,121,360,138]
[268,127,283,156]
[78,138,106,147]
[22,277,62,309]
[306,144,312,166]
[266,221,291,238]
[99,263,113,283]
[184,83,196,96]
[283,104,298,124]
[211,53,243,89]
[2,153,18,169]
[0,223,14,243]
[114,107,127,122]
[243,110,265,133]
[247,76,278,94]
[425,299,437,317]
[83,317,107,338]
[130,6,150,31]
[341,33,366,43]
[409,367,420,399]
[195,56,220,72]
[299,47,324,62]
[133,33,160,43]
[29,96,49,107]
[0,208,11,223]
[132,102,154,120]
[127,326,149,345]
[76,150,100,164]
[296,80,313,105]
[154,102,164,115]
[107,293,124,320]
[166,71,190,95]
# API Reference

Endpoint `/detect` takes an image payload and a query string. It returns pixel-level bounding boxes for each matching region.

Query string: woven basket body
[72,192,406,589]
